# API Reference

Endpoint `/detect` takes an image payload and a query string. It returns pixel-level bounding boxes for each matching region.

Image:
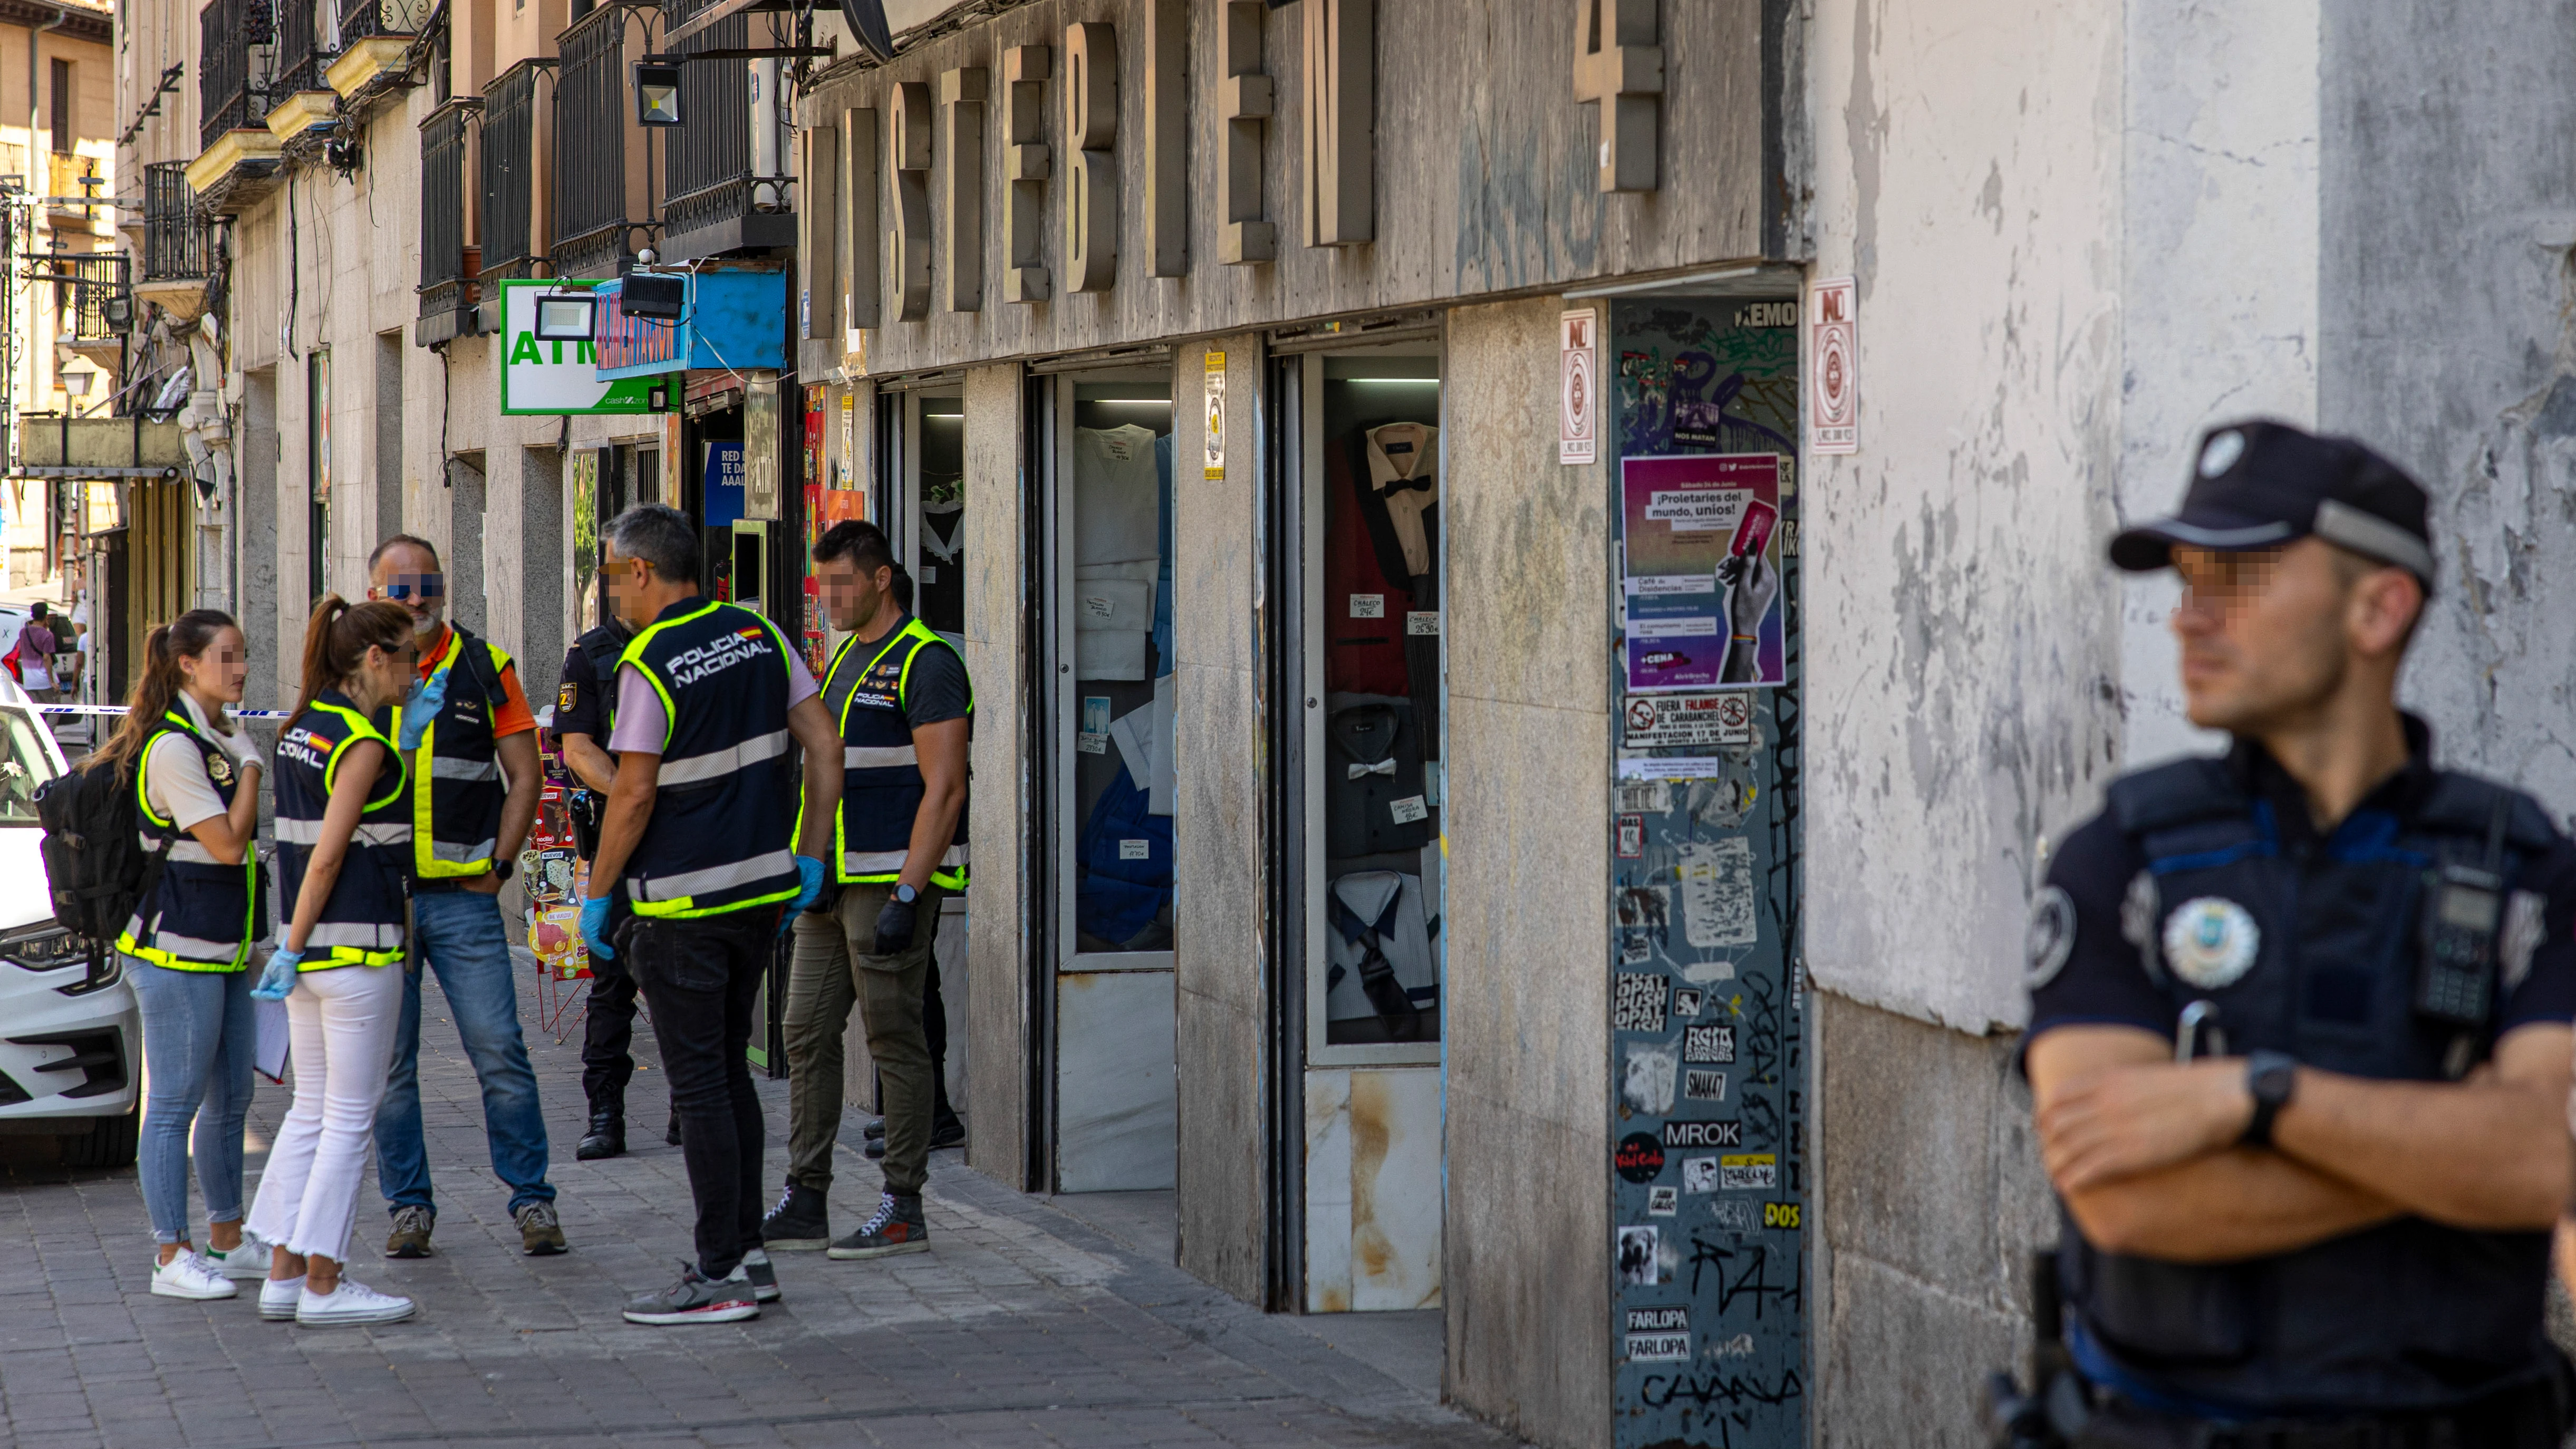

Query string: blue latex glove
[581,896,616,961]
[251,945,304,1001]
[398,667,450,751]
[780,856,828,935]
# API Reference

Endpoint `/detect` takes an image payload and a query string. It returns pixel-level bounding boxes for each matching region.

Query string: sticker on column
[1406,611,1440,636]
[1678,837,1757,948]
[1118,839,1150,861]
[1349,593,1384,619]
[1204,350,1227,481]
[1390,795,1429,824]
[1078,695,1110,754]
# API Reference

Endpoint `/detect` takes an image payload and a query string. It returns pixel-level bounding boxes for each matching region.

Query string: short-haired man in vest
[758,520,970,1260]
[582,504,841,1324]
[365,535,566,1259]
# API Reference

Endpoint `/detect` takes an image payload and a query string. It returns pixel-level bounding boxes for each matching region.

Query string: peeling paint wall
[1801,1,2127,1037]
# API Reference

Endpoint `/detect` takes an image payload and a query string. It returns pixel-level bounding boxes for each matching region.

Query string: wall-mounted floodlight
[533,291,596,342]
[634,62,683,127]
[622,272,687,321]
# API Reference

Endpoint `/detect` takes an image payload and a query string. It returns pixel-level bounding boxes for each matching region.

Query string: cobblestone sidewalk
[0,963,1518,1449]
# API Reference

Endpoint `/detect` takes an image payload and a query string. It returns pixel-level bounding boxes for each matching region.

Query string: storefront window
[915,389,965,637]
[1306,349,1444,1055]
[1063,376,1176,955]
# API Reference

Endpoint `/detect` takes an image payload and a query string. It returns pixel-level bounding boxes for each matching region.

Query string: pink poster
[1621,453,1785,692]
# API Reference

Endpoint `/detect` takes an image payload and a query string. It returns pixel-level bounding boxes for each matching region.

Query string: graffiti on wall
[1610,299,1806,1449]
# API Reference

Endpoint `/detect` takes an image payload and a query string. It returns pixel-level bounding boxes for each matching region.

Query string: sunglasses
[382,575,446,602]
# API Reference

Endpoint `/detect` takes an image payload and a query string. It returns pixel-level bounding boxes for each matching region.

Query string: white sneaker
[258,1275,305,1322]
[295,1277,414,1327]
[149,1251,238,1301]
[206,1231,276,1280]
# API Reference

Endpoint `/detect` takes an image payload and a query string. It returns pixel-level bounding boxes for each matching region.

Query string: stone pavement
[0,961,1521,1449]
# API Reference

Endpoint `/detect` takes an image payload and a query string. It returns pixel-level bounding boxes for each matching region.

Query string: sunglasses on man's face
[382,575,445,602]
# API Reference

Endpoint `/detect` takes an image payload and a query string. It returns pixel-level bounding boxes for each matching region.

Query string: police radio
[2413,799,2513,1071]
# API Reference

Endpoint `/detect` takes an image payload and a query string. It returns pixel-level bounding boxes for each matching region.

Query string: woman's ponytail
[81,610,236,777]
[285,595,414,733]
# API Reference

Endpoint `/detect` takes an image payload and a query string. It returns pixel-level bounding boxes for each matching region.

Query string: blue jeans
[128,956,256,1244]
[375,890,556,1215]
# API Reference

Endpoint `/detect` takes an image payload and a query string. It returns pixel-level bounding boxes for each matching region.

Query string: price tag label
[1390,796,1429,825]
[1349,594,1385,619]
[1406,611,1441,636]
[1118,838,1151,861]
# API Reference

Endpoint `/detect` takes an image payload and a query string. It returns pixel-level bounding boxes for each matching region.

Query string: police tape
[33,704,294,720]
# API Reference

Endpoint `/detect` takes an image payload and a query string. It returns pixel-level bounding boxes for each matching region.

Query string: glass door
[1048,368,1180,1193]
[1296,342,1446,1312]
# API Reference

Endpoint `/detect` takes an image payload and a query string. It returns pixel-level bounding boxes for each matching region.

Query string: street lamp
[633,62,682,127]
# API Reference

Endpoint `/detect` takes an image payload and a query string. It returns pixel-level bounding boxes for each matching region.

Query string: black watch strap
[2242,1050,2297,1148]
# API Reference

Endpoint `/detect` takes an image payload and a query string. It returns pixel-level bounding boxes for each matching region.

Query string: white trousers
[244,964,403,1263]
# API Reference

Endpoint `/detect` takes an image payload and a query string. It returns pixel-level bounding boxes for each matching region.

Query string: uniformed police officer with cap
[2015,420,2576,1446]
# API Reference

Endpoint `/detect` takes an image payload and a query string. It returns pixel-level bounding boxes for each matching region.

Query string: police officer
[758,522,970,1259]
[553,601,677,1160]
[580,504,840,1325]
[2019,421,2576,1445]
[363,535,564,1259]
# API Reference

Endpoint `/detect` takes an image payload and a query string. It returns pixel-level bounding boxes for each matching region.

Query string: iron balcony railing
[339,0,432,45]
[419,98,479,321]
[551,2,629,278]
[660,8,754,244]
[274,0,332,99]
[198,0,271,148]
[143,164,211,279]
[480,61,538,278]
[49,254,130,340]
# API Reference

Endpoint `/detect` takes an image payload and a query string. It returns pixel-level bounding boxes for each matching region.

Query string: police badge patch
[2026,886,2077,989]
[2163,897,2261,989]
[558,681,578,713]
[207,752,235,787]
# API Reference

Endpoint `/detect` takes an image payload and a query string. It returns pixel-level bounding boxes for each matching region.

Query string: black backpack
[35,756,163,979]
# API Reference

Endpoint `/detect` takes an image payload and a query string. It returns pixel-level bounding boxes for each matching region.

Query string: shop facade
[790,3,1801,1444]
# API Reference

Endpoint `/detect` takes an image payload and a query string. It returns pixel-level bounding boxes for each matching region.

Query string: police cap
[2109,419,2436,591]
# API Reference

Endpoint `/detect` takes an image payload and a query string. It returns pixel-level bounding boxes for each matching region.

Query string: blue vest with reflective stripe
[816,618,972,887]
[619,598,803,918]
[273,693,412,968]
[117,709,266,972]
[2060,752,2563,1414]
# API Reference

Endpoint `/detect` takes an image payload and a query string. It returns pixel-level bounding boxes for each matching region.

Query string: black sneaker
[930,1115,965,1151]
[666,1108,682,1147]
[828,1192,930,1260]
[622,1261,758,1325]
[739,1247,782,1302]
[861,1118,885,1141]
[758,1181,830,1251]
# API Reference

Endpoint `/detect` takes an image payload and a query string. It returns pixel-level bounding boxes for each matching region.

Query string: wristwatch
[893,883,919,905]
[2242,1051,2298,1147]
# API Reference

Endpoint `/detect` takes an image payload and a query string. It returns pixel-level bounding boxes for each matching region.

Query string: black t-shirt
[2028,739,2576,1046]
[826,615,970,730]
[553,627,625,739]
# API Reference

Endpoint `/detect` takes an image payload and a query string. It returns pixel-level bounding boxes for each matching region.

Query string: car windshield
[0,706,61,824]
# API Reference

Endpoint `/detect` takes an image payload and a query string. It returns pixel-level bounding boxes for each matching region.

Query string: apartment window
[50,60,71,155]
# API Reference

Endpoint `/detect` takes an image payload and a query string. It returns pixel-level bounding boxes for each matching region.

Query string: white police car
[0,675,139,1167]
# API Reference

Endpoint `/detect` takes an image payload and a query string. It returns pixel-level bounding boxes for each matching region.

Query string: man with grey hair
[581,504,843,1324]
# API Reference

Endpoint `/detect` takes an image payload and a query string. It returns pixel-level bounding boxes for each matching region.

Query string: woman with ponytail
[89,611,275,1302]
[241,596,422,1327]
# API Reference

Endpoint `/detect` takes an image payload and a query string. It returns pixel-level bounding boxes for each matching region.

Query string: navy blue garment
[1153,433,1174,673]
[1075,762,1171,946]
[2027,715,2576,1418]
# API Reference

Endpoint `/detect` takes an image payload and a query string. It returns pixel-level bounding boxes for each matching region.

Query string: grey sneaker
[739,1247,781,1302]
[515,1202,567,1257]
[622,1261,758,1325]
[385,1205,435,1259]
[827,1192,929,1260]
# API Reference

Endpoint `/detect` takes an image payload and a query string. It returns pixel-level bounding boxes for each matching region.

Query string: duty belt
[2092,1364,2572,1449]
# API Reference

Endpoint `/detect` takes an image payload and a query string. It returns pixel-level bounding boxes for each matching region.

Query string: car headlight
[2,924,83,972]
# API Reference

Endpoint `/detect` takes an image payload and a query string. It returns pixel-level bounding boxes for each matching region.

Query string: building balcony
[137,163,216,323]
[330,0,434,112]
[657,7,794,260]
[417,97,483,346]
[193,0,284,211]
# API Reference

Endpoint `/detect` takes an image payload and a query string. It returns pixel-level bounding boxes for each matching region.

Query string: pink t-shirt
[606,649,818,756]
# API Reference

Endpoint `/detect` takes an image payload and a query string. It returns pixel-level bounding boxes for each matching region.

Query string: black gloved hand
[874,893,918,953]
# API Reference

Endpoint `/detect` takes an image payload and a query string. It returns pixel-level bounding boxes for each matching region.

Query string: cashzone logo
[496,280,663,416]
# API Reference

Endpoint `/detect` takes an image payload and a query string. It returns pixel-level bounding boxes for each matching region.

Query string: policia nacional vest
[618,598,804,918]
[407,624,514,883]
[116,709,267,972]
[813,618,971,888]
[273,691,412,968]
[2062,738,2563,1413]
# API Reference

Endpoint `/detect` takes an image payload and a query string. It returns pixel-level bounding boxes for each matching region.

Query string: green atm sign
[496,279,664,415]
